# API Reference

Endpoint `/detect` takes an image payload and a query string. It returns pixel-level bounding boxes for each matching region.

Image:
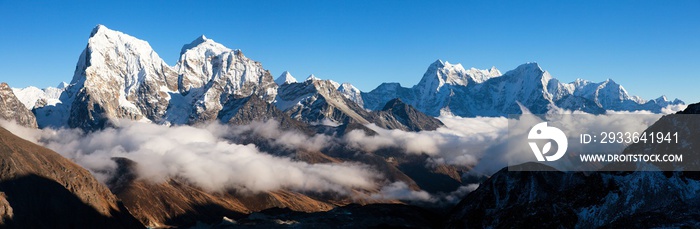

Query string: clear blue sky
[1,1,698,103]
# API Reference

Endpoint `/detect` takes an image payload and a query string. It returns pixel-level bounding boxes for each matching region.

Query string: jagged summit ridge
[415,59,502,93]
[0,83,38,128]
[364,61,683,116]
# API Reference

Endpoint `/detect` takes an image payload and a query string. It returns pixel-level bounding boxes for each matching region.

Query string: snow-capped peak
[175,32,278,109]
[514,62,544,72]
[89,24,109,37]
[87,24,150,49]
[12,84,66,110]
[573,78,591,86]
[275,71,298,85]
[328,80,341,89]
[179,35,227,55]
[416,59,502,92]
[337,82,363,106]
[74,24,175,91]
[656,95,668,102]
[489,66,502,77]
[430,59,445,68]
[338,82,360,92]
[179,35,231,56]
[306,74,319,81]
[602,78,618,85]
[56,82,69,89]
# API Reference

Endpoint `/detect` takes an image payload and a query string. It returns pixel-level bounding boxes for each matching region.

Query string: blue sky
[1,1,698,102]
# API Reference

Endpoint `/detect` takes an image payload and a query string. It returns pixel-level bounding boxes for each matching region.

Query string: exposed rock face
[218,95,310,132]
[0,83,38,128]
[276,78,374,125]
[0,192,12,224]
[371,98,444,132]
[0,127,143,228]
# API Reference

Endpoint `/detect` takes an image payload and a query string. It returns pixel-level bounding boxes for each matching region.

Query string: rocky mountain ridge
[0,83,37,128]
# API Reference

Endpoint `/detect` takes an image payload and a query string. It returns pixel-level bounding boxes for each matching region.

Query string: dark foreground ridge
[0,126,143,228]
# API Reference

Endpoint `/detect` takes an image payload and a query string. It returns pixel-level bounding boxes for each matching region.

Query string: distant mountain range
[362,60,683,117]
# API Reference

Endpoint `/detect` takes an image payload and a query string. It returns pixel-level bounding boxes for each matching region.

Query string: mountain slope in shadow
[0,126,143,228]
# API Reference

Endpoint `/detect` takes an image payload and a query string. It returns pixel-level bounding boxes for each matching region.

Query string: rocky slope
[371,98,444,132]
[447,163,700,228]
[219,94,310,132]
[106,158,335,228]
[0,126,143,228]
[0,83,38,128]
[275,77,374,125]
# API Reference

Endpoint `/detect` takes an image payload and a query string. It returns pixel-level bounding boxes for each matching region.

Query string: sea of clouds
[0,104,685,202]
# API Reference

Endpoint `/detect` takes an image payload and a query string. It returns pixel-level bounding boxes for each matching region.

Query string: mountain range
[0,24,692,228]
[8,25,681,132]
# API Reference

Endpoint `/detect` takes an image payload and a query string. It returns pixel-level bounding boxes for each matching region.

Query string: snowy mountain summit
[275,71,298,85]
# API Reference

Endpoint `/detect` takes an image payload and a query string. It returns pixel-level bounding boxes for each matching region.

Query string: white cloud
[370,182,433,202]
[0,105,669,198]
[343,116,509,168]
[1,120,379,194]
[226,120,332,152]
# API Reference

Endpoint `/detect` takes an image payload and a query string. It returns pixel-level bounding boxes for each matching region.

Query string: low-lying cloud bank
[344,116,508,168]
[346,105,686,175]
[0,104,684,201]
[1,120,378,194]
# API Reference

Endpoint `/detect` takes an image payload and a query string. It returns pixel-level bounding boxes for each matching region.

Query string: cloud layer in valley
[1,120,378,194]
[344,105,685,175]
[0,103,683,200]
[344,116,509,168]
